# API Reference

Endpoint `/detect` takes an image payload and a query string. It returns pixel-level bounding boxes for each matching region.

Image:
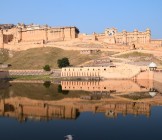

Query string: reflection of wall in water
[0,99,78,122]
[61,80,152,93]
[0,98,151,121]
[98,102,150,118]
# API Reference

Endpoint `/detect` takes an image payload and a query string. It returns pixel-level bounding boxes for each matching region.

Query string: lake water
[0,80,162,140]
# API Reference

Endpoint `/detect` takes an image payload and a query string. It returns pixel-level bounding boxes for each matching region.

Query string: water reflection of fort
[61,80,153,93]
[0,79,162,122]
[0,97,156,122]
[0,99,77,121]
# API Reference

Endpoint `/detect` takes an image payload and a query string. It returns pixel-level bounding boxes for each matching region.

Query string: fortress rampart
[0,23,162,50]
[0,24,79,49]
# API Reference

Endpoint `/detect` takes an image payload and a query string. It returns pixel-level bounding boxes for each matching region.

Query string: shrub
[43,65,51,71]
[57,57,70,68]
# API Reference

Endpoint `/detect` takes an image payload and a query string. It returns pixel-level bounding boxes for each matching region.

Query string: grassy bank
[10,75,51,80]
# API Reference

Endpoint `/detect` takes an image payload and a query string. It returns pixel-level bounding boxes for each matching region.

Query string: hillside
[114,51,162,66]
[5,47,115,69]
[0,49,9,63]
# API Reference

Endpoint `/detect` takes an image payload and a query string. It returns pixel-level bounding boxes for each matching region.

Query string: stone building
[61,64,143,79]
[0,23,162,50]
[79,28,162,47]
[103,28,151,45]
[0,23,79,49]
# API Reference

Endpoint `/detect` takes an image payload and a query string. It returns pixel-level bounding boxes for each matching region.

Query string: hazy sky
[1,0,162,38]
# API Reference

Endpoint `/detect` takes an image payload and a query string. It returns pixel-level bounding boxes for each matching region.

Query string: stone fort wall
[0,24,162,50]
[0,24,79,49]
[78,28,162,47]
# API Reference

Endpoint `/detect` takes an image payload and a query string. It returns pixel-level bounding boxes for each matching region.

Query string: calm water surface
[0,80,162,140]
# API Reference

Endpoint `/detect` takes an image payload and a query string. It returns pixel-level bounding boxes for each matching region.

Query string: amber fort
[0,23,162,50]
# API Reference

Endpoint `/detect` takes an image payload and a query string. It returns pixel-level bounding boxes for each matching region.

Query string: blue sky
[1,0,162,38]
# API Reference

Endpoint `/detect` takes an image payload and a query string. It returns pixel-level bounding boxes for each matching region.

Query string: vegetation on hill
[43,64,51,71]
[0,49,9,63]
[5,47,115,69]
[57,57,70,68]
[116,51,153,58]
[116,51,162,65]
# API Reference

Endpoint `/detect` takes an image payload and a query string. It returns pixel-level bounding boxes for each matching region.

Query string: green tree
[57,57,70,68]
[43,64,51,71]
